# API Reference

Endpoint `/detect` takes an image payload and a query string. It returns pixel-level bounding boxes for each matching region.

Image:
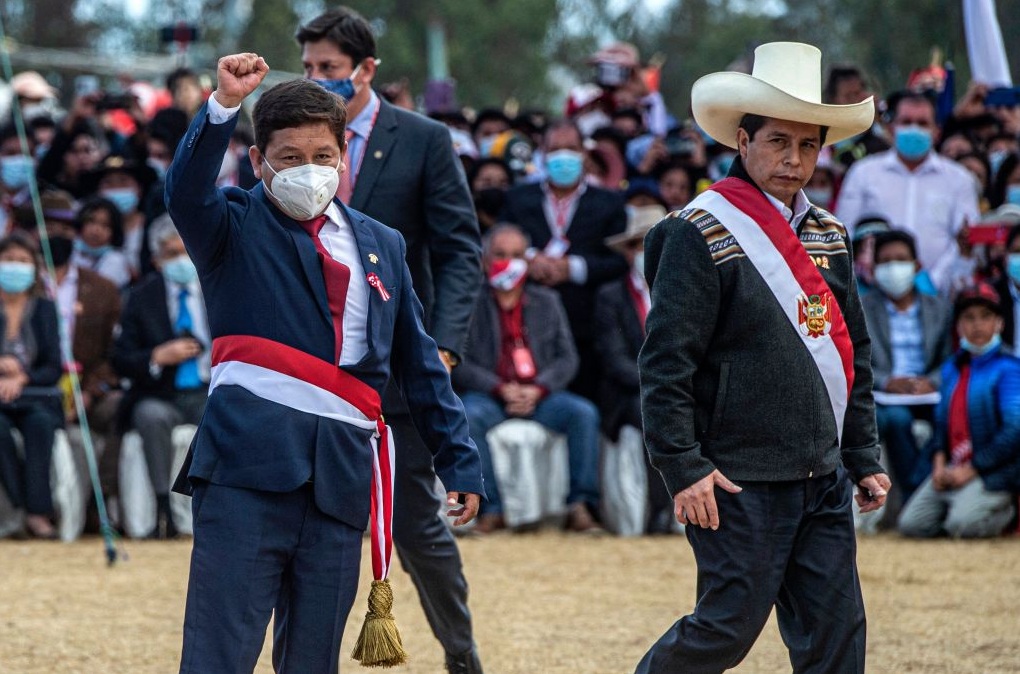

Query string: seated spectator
[468,158,512,233]
[0,125,36,236]
[0,234,63,539]
[804,161,837,211]
[850,215,891,296]
[472,108,512,155]
[36,102,108,200]
[112,215,209,538]
[83,153,157,277]
[837,90,979,292]
[595,204,675,533]
[898,284,1020,538]
[452,224,602,534]
[863,231,951,500]
[998,223,1020,350]
[70,196,133,289]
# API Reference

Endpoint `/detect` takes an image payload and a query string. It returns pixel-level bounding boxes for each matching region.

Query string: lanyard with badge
[544,191,578,258]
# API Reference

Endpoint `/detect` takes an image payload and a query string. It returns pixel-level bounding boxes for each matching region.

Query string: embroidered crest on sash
[797,293,832,338]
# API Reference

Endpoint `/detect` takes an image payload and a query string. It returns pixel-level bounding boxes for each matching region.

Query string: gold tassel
[352,579,408,668]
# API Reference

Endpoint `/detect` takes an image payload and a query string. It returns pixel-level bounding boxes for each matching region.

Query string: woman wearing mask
[468,158,512,233]
[898,284,1020,538]
[0,234,63,539]
[989,152,1020,210]
[70,196,132,289]
[83,154,156,279]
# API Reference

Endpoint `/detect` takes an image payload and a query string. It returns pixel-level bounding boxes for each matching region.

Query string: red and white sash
[209,335,396,583]
[686,178,855,443]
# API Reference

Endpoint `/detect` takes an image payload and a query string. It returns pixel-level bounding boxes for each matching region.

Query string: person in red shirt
[452,224,603,534]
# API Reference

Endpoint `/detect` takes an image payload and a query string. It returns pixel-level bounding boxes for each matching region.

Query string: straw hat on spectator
[605,204,667,253]
[11,71,57,101]
[691,42,874,149]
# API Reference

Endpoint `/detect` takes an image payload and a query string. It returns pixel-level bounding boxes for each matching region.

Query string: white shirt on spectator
[836,150,978,292]
[54,264,79,359]
[71,247,132,289]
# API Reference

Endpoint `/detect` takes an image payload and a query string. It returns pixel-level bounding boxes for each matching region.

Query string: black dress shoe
[445,648,483,674]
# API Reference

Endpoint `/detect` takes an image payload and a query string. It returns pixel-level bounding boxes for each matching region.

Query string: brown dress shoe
[565,502,605,534]
[473,513,506,535]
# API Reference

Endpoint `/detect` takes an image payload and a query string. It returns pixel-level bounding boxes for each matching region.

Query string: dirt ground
[1,530,1017,673]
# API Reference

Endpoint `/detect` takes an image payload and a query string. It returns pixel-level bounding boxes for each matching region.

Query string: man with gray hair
[112,212,209,538]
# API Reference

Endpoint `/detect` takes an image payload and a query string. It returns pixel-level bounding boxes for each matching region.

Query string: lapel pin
[366,272,391,301]
[374,150,383,159]
[368,253,379,264]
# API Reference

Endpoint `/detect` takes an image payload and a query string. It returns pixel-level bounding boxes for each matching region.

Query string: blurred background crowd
[0,0,1018,543]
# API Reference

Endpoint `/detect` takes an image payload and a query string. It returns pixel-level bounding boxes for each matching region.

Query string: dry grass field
[1,530,1017,673]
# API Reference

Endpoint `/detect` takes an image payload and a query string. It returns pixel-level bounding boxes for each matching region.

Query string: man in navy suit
[296,9,485,673]
[165,53,483,674]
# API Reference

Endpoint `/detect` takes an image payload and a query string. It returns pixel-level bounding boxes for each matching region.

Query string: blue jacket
[931,346,1020,492]
[165,103,484,529]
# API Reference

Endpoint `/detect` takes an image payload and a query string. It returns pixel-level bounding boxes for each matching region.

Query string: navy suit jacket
[500,182,628,342]
[164,103,483,530]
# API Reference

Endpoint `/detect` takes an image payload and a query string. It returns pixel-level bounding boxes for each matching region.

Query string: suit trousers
[0,404,62,516]
[635,467,866,674]
[389,414,475,657]
[179,483,362,674]
[132,389,208,497]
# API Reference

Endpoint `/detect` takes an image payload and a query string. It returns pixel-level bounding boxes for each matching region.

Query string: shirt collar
[347,90,380,140]
[884,297,919,316]
[541,180,587,202]
[887,149,939,174]
[763,189,811,227]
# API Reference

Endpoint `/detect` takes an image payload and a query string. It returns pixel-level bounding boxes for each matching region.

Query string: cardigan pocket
[709,362,731,439]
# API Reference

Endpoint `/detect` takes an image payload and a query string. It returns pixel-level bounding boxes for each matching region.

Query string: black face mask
[47,235,75,267]
[474,188,506,220]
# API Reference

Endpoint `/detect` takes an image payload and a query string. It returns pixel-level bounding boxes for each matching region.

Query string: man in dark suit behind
[500,120,628,400]
[296,9,484,672]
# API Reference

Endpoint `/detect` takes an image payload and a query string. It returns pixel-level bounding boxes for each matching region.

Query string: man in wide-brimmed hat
[636,42,890,673]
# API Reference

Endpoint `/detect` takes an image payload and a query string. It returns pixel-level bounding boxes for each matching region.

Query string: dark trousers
[0,405,62,516]
[389,414,475,657]
[132,389,207,496]
[635,468,866,674]
[179,483,362,674]
[875,404,933,500]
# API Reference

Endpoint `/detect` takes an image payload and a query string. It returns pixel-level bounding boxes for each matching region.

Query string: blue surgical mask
[101,188,140,214]
[310,63,362,102]
[162,254,197,286]
[0,155,34,190]
[1007,253,1020,284]
[1006,185,1020,207]
[0,261,36,293]
[894,125,933,162]
[545,149,584,188]
[74,239,112,259]
[989,149,1009,178]
[479,135,498,158]
[961,333,1002,357]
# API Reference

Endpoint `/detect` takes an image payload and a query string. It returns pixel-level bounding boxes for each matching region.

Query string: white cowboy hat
[605,205,667,252]
[692,42,874,149]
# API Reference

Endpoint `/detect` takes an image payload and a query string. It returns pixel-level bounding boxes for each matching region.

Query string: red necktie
[337,129,355,204]
[300,214,351,364]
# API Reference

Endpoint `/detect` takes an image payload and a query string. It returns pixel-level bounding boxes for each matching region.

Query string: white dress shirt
[764,189,812,231]
[207,94,370,366]
[54,264,80,358]
[836,150,979,291]
[165,276,212,382]
[539,182,588,284]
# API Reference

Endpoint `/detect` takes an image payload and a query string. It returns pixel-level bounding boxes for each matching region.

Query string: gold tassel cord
[351,579,408,668]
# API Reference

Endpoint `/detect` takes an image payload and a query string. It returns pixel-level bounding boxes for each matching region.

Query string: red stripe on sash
[710,178,855,398]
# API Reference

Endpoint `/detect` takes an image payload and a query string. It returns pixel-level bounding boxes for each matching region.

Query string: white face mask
[633,251,645,277]
[873,261,916,299]
[263,156,341,221]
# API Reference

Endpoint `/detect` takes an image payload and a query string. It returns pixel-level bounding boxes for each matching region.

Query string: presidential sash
[686,178,855,443]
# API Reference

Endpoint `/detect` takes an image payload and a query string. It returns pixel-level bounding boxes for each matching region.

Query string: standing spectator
[898,284,1020,538]
[501,120,628,400]
[0,125,36,235]
[70,196,132,290]
[998,223,1020,350]
[823,65,889,170]
[297,8,485,671]
[166,68,206,121]
[594,205,675,533]
[473,108,512,156]
[862,231,951,499]
[83,153,156,278]
[0,234,63,539]
[837,91,979,292]
[657,162,694,212]
[35,95,108,199]
[988,152,1020,209]
[112,216,209,538]
[454,225,602,534]
[468,158,512,233]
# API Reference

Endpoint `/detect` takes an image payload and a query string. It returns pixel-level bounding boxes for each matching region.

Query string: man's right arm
[638,215,721,496]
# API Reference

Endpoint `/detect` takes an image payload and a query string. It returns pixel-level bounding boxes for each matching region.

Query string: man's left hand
[856,473,891,513]
[446,492,480,526]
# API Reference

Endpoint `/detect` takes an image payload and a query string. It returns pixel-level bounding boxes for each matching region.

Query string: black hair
[74,196,125,248]
[989,152,1020,209]
[872,229,918,264]
[472,108,511,138]
[467,157,512,190]
[147,107,189,152]
[885,90,938,122]
[824,65,864,104]
[542,118,583,148]
[296,7,376,65]
[252,79,347,154]
[166,68,200,94]
[738,113,829,145]
[590,125,628,159]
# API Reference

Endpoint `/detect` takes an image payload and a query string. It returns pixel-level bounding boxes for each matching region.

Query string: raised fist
[212,53,270,108]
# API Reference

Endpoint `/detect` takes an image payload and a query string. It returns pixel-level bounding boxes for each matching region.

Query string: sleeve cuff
[567,255,588,284]
[207,94,241,125]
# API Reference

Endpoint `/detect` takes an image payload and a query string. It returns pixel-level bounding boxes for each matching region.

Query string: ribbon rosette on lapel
[366,272,391,301]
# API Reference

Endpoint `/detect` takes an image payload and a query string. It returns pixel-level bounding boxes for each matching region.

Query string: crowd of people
[0,39,1018,542]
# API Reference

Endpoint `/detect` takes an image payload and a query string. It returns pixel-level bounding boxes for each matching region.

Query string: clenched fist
[212,53,270,109]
